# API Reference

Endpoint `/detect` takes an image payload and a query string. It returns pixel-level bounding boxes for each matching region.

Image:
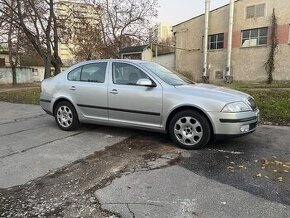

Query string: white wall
[0,67,34,84]
[152,53,175,71]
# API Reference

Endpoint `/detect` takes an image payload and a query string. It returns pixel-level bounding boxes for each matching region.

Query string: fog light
[240,125,250,133]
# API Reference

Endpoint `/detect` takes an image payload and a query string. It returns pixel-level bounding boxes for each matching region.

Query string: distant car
[40,60,259,149]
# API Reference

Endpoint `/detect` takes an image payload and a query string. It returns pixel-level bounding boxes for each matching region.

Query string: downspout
[225,0,235,83]
[202,0,210,83]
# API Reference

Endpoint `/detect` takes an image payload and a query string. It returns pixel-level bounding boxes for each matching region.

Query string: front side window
[208,33,224,50]
[246,3,265,19]
[80,63,107,83]
[241,27,268,47]
[112,62,150,85]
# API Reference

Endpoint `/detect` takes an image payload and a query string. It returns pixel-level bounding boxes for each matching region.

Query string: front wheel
[169,110,211,149]
[54,101,79,131]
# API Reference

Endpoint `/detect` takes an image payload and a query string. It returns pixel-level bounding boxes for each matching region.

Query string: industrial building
[172,0,290,82]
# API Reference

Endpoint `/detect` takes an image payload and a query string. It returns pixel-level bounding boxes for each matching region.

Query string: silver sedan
[40,60,259,149]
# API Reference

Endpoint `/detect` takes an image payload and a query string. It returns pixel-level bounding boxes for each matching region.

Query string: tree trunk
[44,56,51,79]
[11,65,17,85]
[51,57,62,75]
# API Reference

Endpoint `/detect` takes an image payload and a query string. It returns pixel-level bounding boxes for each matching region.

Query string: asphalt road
[95,126,290,218]
[0,102,289,217]
[0,102,131,188]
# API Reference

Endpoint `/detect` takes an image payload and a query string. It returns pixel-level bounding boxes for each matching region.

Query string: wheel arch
[165,105,215,138]
[52,97,77,115]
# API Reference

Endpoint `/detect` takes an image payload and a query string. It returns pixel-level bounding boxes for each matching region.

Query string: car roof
[74,59,151,65]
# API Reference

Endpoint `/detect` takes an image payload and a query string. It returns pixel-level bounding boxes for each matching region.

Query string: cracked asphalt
[0,102,290,217]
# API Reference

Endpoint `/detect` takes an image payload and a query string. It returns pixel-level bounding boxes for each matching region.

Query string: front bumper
[208,109,259,136]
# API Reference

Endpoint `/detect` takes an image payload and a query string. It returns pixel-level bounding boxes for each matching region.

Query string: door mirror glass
[136,78,155,87]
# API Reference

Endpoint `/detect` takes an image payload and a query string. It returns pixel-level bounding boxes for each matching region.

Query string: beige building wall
[173,0,290,82]
[142,49,153,61]
[57,1,102,66]
[153,22,173,42]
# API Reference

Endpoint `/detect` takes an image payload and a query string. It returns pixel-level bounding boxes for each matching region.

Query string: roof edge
[172,0,240,28]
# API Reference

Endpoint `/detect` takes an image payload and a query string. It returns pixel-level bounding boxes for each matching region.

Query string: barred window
[246,4,265,19]
[208,33,224,50]
[241,27,268,47]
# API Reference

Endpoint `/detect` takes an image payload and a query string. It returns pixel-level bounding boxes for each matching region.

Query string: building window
[246,3,265,19]
[241,27,268,47]
[208,33,224,50]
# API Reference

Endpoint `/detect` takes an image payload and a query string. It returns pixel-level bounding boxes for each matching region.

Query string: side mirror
[136,78,156,87]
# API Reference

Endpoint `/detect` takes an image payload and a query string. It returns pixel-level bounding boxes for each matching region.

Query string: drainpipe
[225,0,235,83]
[202,0,210,83]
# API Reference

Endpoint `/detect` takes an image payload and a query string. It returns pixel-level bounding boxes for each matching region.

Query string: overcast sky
[157,0,230,25]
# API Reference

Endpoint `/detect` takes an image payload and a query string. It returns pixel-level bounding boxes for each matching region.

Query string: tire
[54,101,79,131]
[169,110,211,149]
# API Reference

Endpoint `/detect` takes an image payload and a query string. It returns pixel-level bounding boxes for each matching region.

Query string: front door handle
[69,86,76,91]
[109,89,118,94]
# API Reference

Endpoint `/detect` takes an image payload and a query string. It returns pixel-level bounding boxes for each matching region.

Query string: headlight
[221,102,251,113]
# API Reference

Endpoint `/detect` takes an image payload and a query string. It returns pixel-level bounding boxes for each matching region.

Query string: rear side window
[67,62,107,83]
[68,67,81,81]
[80,63,107,83]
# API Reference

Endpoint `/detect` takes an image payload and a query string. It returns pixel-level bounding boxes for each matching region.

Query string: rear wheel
[54,101,79,131]
[169,110,211,149]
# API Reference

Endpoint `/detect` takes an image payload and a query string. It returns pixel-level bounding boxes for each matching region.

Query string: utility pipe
[202,0,210,81]
[225,0,235,82]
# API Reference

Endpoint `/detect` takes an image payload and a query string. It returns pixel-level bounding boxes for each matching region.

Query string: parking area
[0,102,290,217]
[0,102,131,188]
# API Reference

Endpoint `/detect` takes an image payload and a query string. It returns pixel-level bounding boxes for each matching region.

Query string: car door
[108,62,162,128]
[66,62,108,122]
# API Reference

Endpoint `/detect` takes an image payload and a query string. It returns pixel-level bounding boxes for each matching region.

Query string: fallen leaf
[273,170,278,173]
[261,167,265,169]
[230,162,235,165]
[277,177,283,182]
[225,156,229,159]
[261,159,269,165]
[283,170,289,173]
[272,156,277,159]
[227,166,234,170]
[264,176,269,179]
[256,173,262,177]
[274,161,283,165]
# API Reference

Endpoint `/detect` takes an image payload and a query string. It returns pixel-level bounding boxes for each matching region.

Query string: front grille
[248,97,257,111]
[249,122,258,130]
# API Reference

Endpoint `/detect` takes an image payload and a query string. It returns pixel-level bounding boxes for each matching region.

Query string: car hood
[174,83,250,103]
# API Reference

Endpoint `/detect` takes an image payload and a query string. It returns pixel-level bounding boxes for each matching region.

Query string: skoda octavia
[40,60,259,149]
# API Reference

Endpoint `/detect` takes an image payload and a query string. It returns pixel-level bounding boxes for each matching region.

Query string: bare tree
[0,0,62,78]
[0,0,21,85]
[84,0,158,58]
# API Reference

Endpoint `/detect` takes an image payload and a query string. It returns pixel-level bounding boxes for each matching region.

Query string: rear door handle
[69,86,76,91]
[109,89,118,94]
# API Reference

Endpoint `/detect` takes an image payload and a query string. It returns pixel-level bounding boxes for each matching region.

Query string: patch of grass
[244,90,290,126]
[0,87,40,105]
[0,83,40,89]
[223,81,290,89]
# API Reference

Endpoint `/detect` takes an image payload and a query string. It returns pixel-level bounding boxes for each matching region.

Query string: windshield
[141,62,194,86]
